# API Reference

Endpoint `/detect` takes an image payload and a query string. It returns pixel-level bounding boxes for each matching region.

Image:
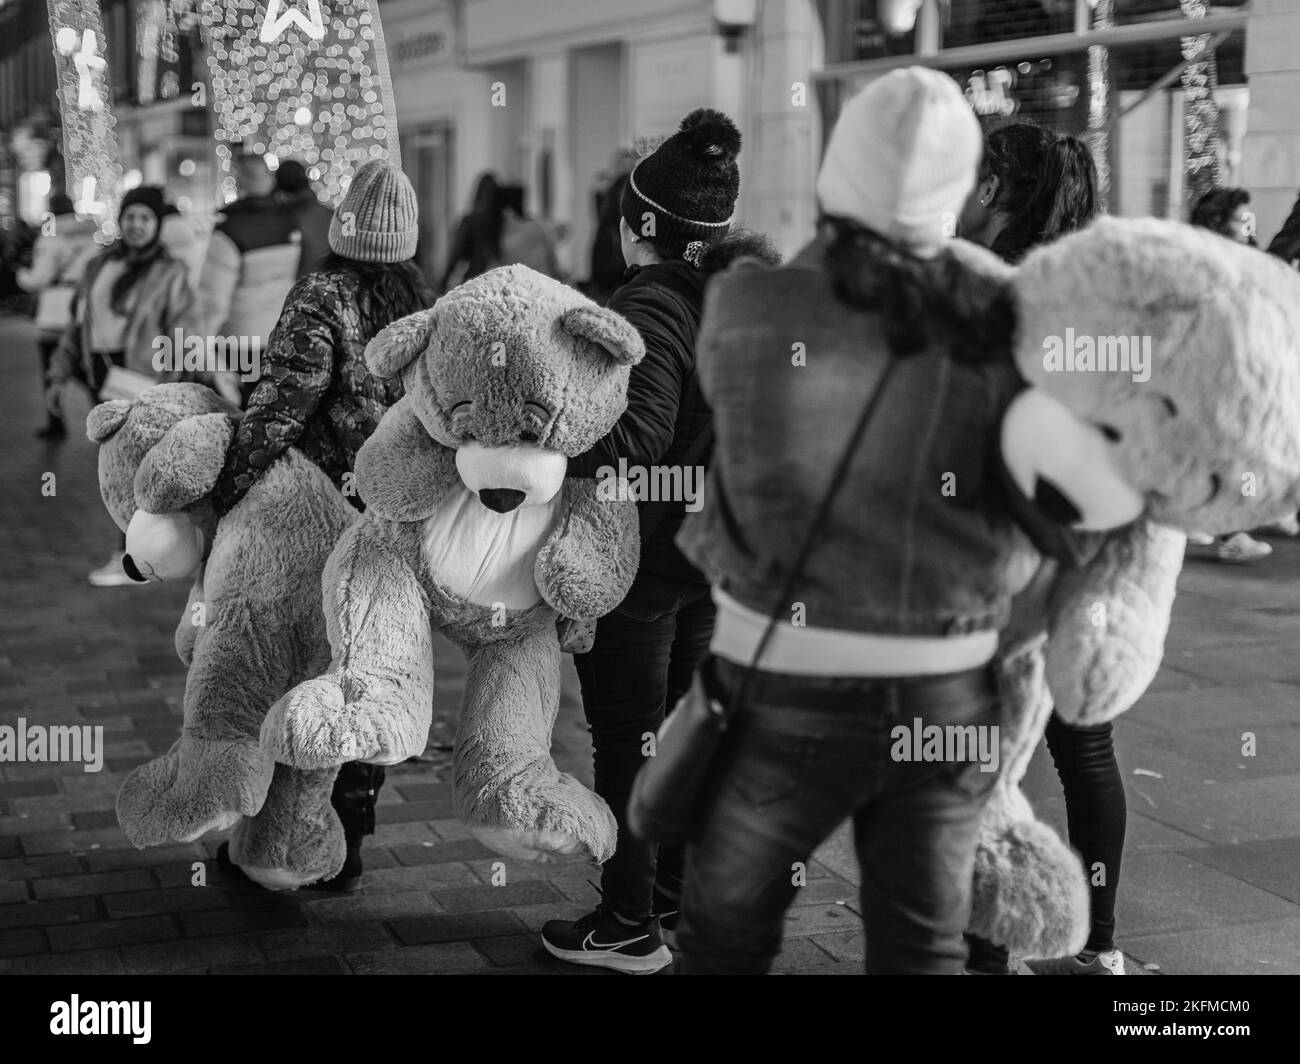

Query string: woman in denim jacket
[672,69,1056,974]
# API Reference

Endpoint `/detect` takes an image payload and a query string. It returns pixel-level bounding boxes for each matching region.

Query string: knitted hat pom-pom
[679,109,741,162]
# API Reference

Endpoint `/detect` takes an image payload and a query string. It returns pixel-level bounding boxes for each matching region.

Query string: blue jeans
[676,656,1001,974]
[573,573,716,920]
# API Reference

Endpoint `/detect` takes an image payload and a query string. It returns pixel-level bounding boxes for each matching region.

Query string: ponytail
[985,124,1099,263]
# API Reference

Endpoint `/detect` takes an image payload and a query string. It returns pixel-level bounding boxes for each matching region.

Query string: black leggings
[967,713,1126,966]
[1044,713,1126,954]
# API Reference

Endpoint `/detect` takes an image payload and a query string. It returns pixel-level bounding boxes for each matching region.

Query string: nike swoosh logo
[583,930,649,951]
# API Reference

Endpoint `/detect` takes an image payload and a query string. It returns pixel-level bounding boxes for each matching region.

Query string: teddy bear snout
[479,488,527,514]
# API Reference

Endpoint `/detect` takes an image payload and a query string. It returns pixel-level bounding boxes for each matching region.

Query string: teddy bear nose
[121,554,149,583]
[479,488,526,513]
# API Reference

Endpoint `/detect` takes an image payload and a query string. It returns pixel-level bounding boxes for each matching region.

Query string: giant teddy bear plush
[260,265,644,863]
[963,216,1300,958]
[89,383,358,889]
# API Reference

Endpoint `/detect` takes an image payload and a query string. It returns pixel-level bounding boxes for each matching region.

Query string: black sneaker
[541,905,672,974]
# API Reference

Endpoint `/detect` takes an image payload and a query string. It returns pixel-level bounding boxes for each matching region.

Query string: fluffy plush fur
[261,266,645,863]
[966,218,1300,958]
[89,384,358,889]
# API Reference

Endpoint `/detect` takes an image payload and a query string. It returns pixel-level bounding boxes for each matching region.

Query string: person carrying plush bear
[668,69,1113,975]
[538,110,780,974]
[957,121,1127,976]
[210,159,435,891]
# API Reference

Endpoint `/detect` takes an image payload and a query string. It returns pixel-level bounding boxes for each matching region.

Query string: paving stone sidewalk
[1,313,1296,975]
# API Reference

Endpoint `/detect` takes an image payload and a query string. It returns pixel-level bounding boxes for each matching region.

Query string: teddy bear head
[361,265,644,516]
[1010,216,1300,536]
[87,383,238,584]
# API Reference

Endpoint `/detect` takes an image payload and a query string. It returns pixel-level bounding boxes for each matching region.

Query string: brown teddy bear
[260,265,645,863]
[88,383,358,889]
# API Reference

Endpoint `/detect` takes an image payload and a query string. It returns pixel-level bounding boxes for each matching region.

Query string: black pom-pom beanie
[621,108,741,265]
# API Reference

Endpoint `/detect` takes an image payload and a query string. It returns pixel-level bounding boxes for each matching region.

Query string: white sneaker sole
[542,939,672,974]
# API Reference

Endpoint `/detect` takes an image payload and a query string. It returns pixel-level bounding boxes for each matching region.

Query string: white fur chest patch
[421,485,563,609]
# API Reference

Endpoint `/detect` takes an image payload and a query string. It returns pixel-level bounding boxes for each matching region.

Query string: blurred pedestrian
[959,122,1130,977]
[45,186,198,587]
[1186,186,1284,554]
[588,148,638,303]
[1266,187,1300,268]
[16,192,99,439]
[274,159,334,280]
[439,172,502,292]
[498,184,564,279]
[210,159,434,892]
[196,158,329,406]
[541,109,780,975]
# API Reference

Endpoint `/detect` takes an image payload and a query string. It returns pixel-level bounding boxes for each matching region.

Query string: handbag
[627,354,901,847]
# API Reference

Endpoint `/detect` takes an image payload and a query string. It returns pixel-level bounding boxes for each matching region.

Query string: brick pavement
[2,312,1296,975]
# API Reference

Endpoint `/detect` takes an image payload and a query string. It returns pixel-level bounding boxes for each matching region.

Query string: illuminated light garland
[1086,0,1114,211]
[198,0,401,205]
[1179,0,1223,211]
[46,0,125,241]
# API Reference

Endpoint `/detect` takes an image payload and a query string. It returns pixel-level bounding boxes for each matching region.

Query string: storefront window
[942,0,1073,50]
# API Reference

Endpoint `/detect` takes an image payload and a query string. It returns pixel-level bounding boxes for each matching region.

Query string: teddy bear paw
[115,740,272,848]
[468,823,591,864]
[261,676,364,769]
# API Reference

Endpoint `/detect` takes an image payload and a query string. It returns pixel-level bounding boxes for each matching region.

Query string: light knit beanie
[816,66,981,258]
[329,159,419,263]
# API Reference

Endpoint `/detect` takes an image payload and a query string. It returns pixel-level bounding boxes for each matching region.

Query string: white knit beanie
[329,159,419,263]
[816,66,981,258]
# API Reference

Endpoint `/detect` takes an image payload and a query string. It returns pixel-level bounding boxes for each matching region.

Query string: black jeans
[572,573,715,921]
[966,712,1126,969]
[677,657,1002,974]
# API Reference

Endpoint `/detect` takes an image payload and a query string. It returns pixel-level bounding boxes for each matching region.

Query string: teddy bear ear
[86,400,133,444]
[365,309,437,379]
[561,306,646,367]
[133,412,235,512]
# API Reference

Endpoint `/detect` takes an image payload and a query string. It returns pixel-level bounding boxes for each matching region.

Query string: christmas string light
[1086,0,1114,211]
[1179,0,1223,210]
[46,0,125,240]
[198,0,401,205]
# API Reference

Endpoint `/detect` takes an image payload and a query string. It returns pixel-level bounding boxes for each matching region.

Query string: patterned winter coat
[212,264,433,514]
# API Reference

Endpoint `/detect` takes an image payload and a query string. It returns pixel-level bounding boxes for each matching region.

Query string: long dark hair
[821,215,1014,363]
[1190,186,1256,246]
[981,122,1098,263]
[320,252,435,331]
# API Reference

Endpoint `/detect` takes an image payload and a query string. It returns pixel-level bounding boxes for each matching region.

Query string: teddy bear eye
[1095,422,1122,443]
[522,401,551,423]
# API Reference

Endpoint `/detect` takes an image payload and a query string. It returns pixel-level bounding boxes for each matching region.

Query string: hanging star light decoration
[260,0,326,43]
[199,0,400,204]
[46,0,125,240]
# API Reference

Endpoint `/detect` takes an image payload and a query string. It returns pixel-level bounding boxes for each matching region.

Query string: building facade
[3,1,1299,273]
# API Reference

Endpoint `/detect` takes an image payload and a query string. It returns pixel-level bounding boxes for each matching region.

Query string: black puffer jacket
[569,229,781,583]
